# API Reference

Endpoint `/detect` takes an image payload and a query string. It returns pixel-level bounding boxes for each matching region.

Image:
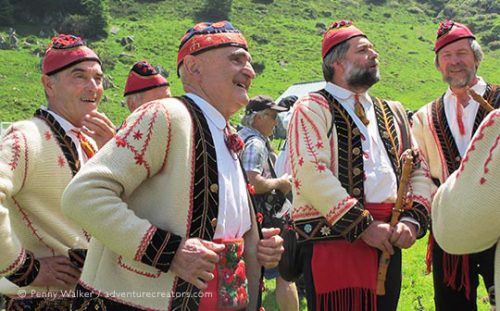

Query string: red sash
[311,203,393,311]
[198,238,248,310]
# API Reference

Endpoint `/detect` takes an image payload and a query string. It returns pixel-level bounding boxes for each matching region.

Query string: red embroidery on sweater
[117,256,161,278]
[133,130,143,140]
[9,131,21,170]
[44,131,52,141]
[58,155,65,167]
[325,197,356,224]
[160,110,172,171]
[134,225,157,261]
[479,132,499,185]
[0,249,26,275]
[12,198,55,256]
[292,205,321,219]
[457,111,499,179]
[299,118,324,172]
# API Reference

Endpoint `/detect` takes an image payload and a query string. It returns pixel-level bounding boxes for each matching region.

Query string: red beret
[42,34,101,76]
[322,20,366,59]
[176,21,248,75]
[124,61,169,96]
[434,20,475,53]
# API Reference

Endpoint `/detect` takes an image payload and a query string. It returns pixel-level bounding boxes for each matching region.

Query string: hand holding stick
[376,149,414,295]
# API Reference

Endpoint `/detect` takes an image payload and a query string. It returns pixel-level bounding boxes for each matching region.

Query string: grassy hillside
[0,1,497,310]
[0,0,498,125]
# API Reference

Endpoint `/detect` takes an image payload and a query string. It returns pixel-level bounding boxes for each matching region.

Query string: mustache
[446,63,466,71]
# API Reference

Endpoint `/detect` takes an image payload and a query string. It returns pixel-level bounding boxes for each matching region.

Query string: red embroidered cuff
[336,202,373,242]
[139,227,182,273]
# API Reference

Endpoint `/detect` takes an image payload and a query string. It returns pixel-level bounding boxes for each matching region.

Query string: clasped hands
[360,220,417,254]
[170,228,283,290]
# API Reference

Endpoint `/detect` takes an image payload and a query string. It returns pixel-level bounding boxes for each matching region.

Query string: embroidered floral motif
[44,131,52,141]
[58,155,65,167]
[256,212,264,224]
[320,226,331,236]
[247,183,256,195]
[217,240,248,309]
[133,130,143,140]
[225,128,244,155]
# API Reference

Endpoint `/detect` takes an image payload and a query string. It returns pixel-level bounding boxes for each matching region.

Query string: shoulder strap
[244,134,279,178]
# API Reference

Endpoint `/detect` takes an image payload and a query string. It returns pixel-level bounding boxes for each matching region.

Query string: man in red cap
[124,60,171,113]
[412,20,499,310]
[288,20,432,310]
[0,34,115,310]
[63,21,283,310]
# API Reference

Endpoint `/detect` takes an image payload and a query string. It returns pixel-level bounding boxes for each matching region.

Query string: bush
[0,0,14,26]
[195,0,233,22]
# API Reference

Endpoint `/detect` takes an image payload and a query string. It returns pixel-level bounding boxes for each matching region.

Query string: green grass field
[261,236,491,310]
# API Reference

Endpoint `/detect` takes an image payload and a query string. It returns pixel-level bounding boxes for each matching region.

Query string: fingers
[382,239,395,255]
[261,227,281,239]
[199,240,224,264]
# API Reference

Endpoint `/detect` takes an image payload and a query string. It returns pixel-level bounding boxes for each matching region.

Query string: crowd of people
[0,18,498,311]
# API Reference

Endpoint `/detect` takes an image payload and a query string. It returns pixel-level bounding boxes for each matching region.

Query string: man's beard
[443,64,476,88]
[344,60,380,91]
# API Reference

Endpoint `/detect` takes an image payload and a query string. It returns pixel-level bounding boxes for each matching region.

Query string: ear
[126,97,137,113]
[332,59,345,74]
[41,74,56,98]
[183,55,201,77]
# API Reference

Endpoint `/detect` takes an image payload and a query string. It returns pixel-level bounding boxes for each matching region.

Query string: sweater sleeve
[62,100,182,273]
[288,94,372,241]
[432,110,500,255]
[0,123,40,284]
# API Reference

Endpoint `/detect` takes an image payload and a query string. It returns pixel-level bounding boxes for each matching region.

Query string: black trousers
[432,242,496,311]
[302,243,402,311]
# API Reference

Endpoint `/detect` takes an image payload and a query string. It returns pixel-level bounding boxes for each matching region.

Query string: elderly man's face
[342,36,380,90]
[43,61,103,127]
[197,46,256,118]
[254,109,279,137]
[437,39,477,88]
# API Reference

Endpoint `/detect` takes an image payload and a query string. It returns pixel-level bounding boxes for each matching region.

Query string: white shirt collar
[185,93,227,130]
[42,107,77,133]
[324,81,371,105]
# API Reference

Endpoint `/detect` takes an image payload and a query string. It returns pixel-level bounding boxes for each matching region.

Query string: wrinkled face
[254,109,279,137]
[44,61,103,127]
[437,39,477,88]
[342,37,380,90]
[197,46,256,117]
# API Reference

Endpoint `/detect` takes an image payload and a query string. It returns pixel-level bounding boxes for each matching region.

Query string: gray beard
[344,61,380,91]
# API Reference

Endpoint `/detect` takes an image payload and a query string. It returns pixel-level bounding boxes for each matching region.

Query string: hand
[30,256,81,288]
[81,111,116,149]
[360,220,394,255]
[276,175,292,194]
[389,221,417,249]
[257,227,284,269]
[170,238,224,290]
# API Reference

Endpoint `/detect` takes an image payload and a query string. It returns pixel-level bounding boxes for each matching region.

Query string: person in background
[412,20,499,310]
[431,109,499,311]
[274,95,299,177]
[123,60,171,113]
[288,20,432,311]
[239,95,298,311]
[62,21,283,310]
[0,34,115,310]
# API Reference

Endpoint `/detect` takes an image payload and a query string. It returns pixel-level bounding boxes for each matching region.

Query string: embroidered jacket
[432,109,500,305]
[0,110,90,296]
[62,97,262,311]
[412,83,499,187]
[288,90,432,243]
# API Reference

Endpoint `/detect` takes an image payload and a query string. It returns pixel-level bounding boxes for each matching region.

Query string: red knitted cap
[434,20,475,53]
[42,34,101,75]
[322,20,366,58]
[124,61,169,96]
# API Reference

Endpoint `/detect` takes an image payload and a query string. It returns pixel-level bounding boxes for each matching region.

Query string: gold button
[353,168,362,176]
[352,147,361,155]
[352,188,361,196]
[353,128,360,135]
[210,184,219,193]
[382,132,390,139]
[211,218,217,228]
[455,156,461,162]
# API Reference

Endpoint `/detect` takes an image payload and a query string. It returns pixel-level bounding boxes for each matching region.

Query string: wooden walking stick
[468,89,494,113]
[376,149,414,295]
